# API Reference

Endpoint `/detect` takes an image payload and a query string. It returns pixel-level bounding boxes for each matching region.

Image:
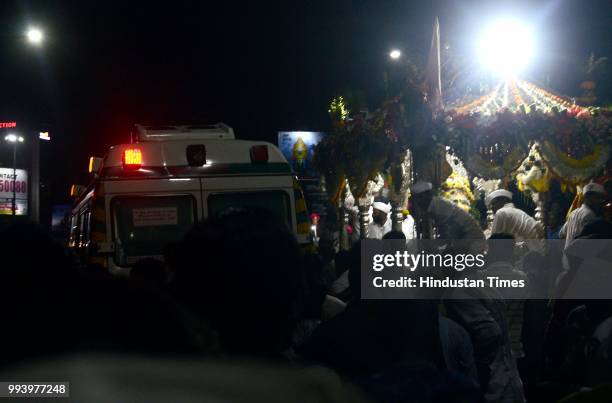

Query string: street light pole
[31,132,40,222]
[11,141,17,216]
[26,26,44,222]
[5,134,24,216]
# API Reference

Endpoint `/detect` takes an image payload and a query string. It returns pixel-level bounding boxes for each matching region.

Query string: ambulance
[68,123,311,275]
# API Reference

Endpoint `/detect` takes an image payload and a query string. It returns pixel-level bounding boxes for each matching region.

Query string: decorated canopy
[440,78,611,188]
[448,79,589,116]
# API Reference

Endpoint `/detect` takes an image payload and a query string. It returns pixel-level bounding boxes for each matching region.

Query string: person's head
[486,189,513,213]
[583,183,607,215]
[174,208,302,356]
[487,233,515,264]
[372,202,390,225]
[411,182,434,212]
[383,230,406,240]
[310,213,320,225]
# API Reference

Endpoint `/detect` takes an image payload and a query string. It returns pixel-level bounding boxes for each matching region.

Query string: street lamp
[4,134,24,216]
[5,134,24,143]
[26,27,44,46]
[389,49,401,60]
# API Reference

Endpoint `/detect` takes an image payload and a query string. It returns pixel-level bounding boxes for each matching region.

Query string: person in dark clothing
[545,217,612,391]
[300,243,444,378]
[173,208,303,357]
[353,362,483,403]
[130,258,169,290]
[0,221,203,364]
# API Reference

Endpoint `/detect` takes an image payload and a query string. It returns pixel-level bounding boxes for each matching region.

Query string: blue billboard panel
[277,131,324,179]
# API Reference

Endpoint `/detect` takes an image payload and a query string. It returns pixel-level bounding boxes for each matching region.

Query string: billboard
[0,168,28,215]
[277,131,324,179]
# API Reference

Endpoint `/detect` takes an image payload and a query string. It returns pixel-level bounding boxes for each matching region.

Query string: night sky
[0,0,610,206]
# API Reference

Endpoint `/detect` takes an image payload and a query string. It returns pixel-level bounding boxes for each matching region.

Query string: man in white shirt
[401,213,416,240]
[486,189,544,253]
[560,182,607,248]
[556,183,608,291]
[411,181,485,247]
[350,201,416,241]
[367,201,392,239]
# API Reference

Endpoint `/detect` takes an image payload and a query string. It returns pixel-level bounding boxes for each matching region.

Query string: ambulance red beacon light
[122,148,143,170]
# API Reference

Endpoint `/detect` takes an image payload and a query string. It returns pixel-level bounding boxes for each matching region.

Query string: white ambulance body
[69,124,310,276]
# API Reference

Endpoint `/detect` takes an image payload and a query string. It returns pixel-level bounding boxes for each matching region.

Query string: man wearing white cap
[368,201,393,239]
[411,181,484,246]
[560,182,607,248]
[487,189,544,252]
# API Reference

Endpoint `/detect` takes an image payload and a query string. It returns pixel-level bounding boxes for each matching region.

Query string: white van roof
[101,139,292,178]
[133,123,235,142]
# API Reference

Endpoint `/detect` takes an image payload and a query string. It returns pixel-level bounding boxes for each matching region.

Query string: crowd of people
[0,179,611,402]
[315,180,612,402]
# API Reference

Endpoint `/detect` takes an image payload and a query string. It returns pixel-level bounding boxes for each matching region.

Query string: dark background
[0,0,609,209]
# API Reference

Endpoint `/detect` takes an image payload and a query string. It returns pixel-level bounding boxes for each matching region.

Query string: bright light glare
[389,49,401,60]
[4,134,24,143]
[26,28,44,45]
[478,20,534,76]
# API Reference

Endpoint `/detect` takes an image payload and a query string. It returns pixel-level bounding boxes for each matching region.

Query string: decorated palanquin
[313,78,610,243]
[438,78,611,224]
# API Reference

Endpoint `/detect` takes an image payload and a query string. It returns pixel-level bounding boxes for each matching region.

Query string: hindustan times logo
[372,251,486,272]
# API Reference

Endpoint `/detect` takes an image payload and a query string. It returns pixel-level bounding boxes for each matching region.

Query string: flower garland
[437,107,611,183]
[465,148,527,180]
[533,108,611,185]
[438,108,529,179]
[516,144,550,194]
[442,171,475,213]
[539,142,610,185]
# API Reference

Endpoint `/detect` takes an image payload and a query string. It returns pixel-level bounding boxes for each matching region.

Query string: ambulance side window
[69,214,78,247]
[73,213,81,247]
[207,191,291,227]
[79,208,91,248]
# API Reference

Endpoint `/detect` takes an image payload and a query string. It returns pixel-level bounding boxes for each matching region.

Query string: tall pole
[11,142,17,216]
[31,132,40,222]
